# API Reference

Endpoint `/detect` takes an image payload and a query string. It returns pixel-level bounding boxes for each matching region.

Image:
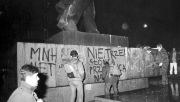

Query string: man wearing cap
[64,50,85,102]
[7,64,43,102]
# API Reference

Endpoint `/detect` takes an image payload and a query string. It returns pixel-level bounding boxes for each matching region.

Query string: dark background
[0,0,180,64]
[0,0,180,101]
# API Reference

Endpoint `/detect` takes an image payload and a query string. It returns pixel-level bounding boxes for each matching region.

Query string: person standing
[102,60,121,96]
[170,48,178,75]
[7,64,43,102]
[64,50,85,102]
[155,43,169,85]
[102,61,111,95]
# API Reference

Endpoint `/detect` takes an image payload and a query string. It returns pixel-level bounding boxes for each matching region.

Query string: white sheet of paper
[85,84,92,90]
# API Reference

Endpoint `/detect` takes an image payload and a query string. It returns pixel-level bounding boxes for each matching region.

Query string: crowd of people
[0,0,179,101]
[5,44,179,102]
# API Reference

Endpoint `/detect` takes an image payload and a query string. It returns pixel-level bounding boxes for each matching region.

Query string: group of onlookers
[5,44,180,102]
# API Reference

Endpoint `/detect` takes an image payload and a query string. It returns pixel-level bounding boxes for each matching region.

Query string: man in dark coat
[155,43,169,85]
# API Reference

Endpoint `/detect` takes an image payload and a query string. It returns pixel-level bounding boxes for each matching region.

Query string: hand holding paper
[37,99,43,102]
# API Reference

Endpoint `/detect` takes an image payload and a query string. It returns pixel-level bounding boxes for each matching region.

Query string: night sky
[0,0,180,58]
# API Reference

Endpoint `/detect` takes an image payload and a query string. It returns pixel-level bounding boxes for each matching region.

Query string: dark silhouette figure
[55,0,99,33]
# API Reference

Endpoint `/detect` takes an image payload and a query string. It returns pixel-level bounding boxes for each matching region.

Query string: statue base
[47,31,129,47]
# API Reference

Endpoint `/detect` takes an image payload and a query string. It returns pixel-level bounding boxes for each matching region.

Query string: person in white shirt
[170,48,178,75]
[7,64,43,102]
[64,50,85,102]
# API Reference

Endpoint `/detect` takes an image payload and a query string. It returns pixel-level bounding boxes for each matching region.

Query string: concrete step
[94,95,122,102]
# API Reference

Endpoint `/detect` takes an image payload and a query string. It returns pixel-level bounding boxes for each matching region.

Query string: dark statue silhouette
[56,0,99,33]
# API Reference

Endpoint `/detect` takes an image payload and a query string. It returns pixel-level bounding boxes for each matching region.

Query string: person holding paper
[64,50,85,102]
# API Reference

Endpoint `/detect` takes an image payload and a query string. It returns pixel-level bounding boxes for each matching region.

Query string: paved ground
[95,75,180,102]
[1,75,180,102]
